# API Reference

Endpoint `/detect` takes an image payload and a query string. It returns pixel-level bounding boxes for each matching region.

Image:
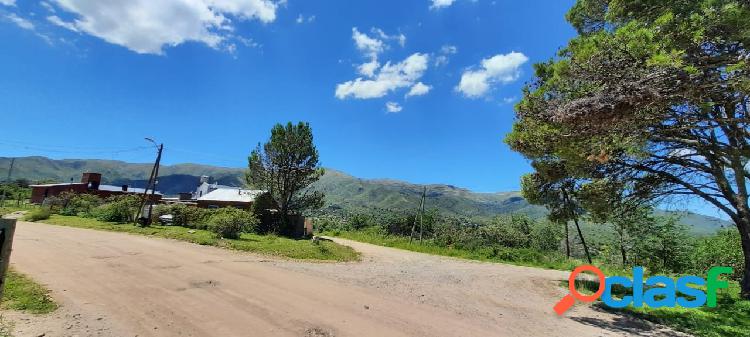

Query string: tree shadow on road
[569,306,689,337]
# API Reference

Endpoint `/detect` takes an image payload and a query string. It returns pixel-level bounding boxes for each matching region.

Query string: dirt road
[6,221,686,337]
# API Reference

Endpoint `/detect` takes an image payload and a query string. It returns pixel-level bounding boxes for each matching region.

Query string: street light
[138,137,163,226]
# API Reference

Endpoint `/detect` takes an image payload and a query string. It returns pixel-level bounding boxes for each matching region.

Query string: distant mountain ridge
[0,156,731,234]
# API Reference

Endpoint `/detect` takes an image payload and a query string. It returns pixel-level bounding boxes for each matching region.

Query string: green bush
[692,229,744,281]
[93,195,141,223]
[61,194,102,216]
[531,220,563,252]
[153,204,210,229]
[25,208,51,222]
[208,208,258,239]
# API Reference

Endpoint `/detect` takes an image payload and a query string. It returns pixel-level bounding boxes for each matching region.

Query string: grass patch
[0,203,35,217]
[2,269,57,314]
[0,316,12,337]
[566,276,750,337]
[325,229,589,270]
[41,215,360,262]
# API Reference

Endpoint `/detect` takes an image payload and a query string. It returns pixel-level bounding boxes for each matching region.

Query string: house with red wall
[30,172,161,204]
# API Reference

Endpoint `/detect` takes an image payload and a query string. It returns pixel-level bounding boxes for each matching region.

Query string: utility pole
[137,139,162,226]
[146,143,163,225]
[418,186,426,243]
[409,186,427,244]
[1,158,14,207]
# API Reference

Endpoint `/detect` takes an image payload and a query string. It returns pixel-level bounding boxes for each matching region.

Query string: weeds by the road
[2,269,57,314]
[0,316,12,337]
[41,215,360,262]
[570,277,750,337]
[326,228,588,270]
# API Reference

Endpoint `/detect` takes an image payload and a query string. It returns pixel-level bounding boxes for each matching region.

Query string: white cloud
[430,0,456,9]
[41,1,56,12]
[38,0,280,55]
[336,53,429,99]
[296,13,314,24]
[337,26,422,100]
[5,13,34,30]
[441,45,457,54]
[373,28,405,47]
[501,96,517,104]
[456,52,528,98]
[0,0,15,6]
[385,102,403,113]
[406,82,431,97]
[47,15,78,31]
[435,44,457,66]
[357,59,380,77]
[352,27,384,58]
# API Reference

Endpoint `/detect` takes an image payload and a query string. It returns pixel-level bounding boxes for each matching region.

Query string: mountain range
[0,156,731,235]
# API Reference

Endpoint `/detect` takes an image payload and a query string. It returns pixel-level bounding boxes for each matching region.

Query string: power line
[0,141,153,156]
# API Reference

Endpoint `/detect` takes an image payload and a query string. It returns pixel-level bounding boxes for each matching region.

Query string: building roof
[29,182,161,195]
[29,183,85,187]
[197,188,264,203]
[98,184,162,195]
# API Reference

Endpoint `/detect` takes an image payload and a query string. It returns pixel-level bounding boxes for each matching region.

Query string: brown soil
[3,221,689,337]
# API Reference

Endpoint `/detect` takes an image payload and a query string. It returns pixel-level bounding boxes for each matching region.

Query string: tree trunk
[617,225,627,266]
[572,216,592,264]
[736,214,750,299]
[564,221,570,259]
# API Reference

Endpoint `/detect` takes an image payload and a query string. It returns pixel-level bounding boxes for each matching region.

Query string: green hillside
[0,156,730,234]
[313,168,547,218]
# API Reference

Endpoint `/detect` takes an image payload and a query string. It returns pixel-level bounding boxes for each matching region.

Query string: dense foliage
[319,208,743,279]
[153,203,212,229]
[207,208,258,239]
[506,0,750,296]
[90,195,142,223]
[24,208,51,222]
[247,122,325,236]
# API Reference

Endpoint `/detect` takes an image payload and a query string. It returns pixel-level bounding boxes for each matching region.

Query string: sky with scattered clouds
[0,0,587,195]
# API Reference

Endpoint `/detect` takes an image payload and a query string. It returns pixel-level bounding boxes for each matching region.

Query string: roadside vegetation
[0,182,33,217]
[2,269,57,314]
[42,214,357,261]
[28,192,358,262]
[316,208,747,337]
[569,278,748,337]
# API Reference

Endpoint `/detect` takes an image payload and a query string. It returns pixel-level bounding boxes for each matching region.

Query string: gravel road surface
[5,221,687,337]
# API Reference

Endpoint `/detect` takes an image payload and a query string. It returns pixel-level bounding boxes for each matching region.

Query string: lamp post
[137,138,163,226]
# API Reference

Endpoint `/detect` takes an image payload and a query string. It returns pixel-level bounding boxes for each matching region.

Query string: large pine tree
[506,0,750,297]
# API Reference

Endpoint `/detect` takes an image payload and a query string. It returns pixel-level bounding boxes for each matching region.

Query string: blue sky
[3,0,579,194]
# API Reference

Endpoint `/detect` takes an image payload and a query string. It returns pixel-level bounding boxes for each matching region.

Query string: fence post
[0,219,17,300]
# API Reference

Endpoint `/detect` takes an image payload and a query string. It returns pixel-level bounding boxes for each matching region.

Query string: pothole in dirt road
[154,264,182,270]
[91,255,118,260]
[304,326,335,337]
[188,280,220,289]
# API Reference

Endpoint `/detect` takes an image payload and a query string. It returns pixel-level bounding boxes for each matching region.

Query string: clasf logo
[553,265,733,315]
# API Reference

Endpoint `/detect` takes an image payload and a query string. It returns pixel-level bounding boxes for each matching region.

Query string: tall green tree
[506,0,750,296]
[521,160,592,263]
[247,122,325,235]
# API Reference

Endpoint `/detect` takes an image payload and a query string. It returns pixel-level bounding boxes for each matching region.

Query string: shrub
[60,194,102,216]
[25,208,51,222]
[153,204,210,228]
[312,215,346,232]
[252,192,280,233]
[93,195,141,223]
[208,208,258,239]
[692,229,743,281]
[531,220,563,252]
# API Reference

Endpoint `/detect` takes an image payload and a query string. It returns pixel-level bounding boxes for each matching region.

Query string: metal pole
[145,144,163,226]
